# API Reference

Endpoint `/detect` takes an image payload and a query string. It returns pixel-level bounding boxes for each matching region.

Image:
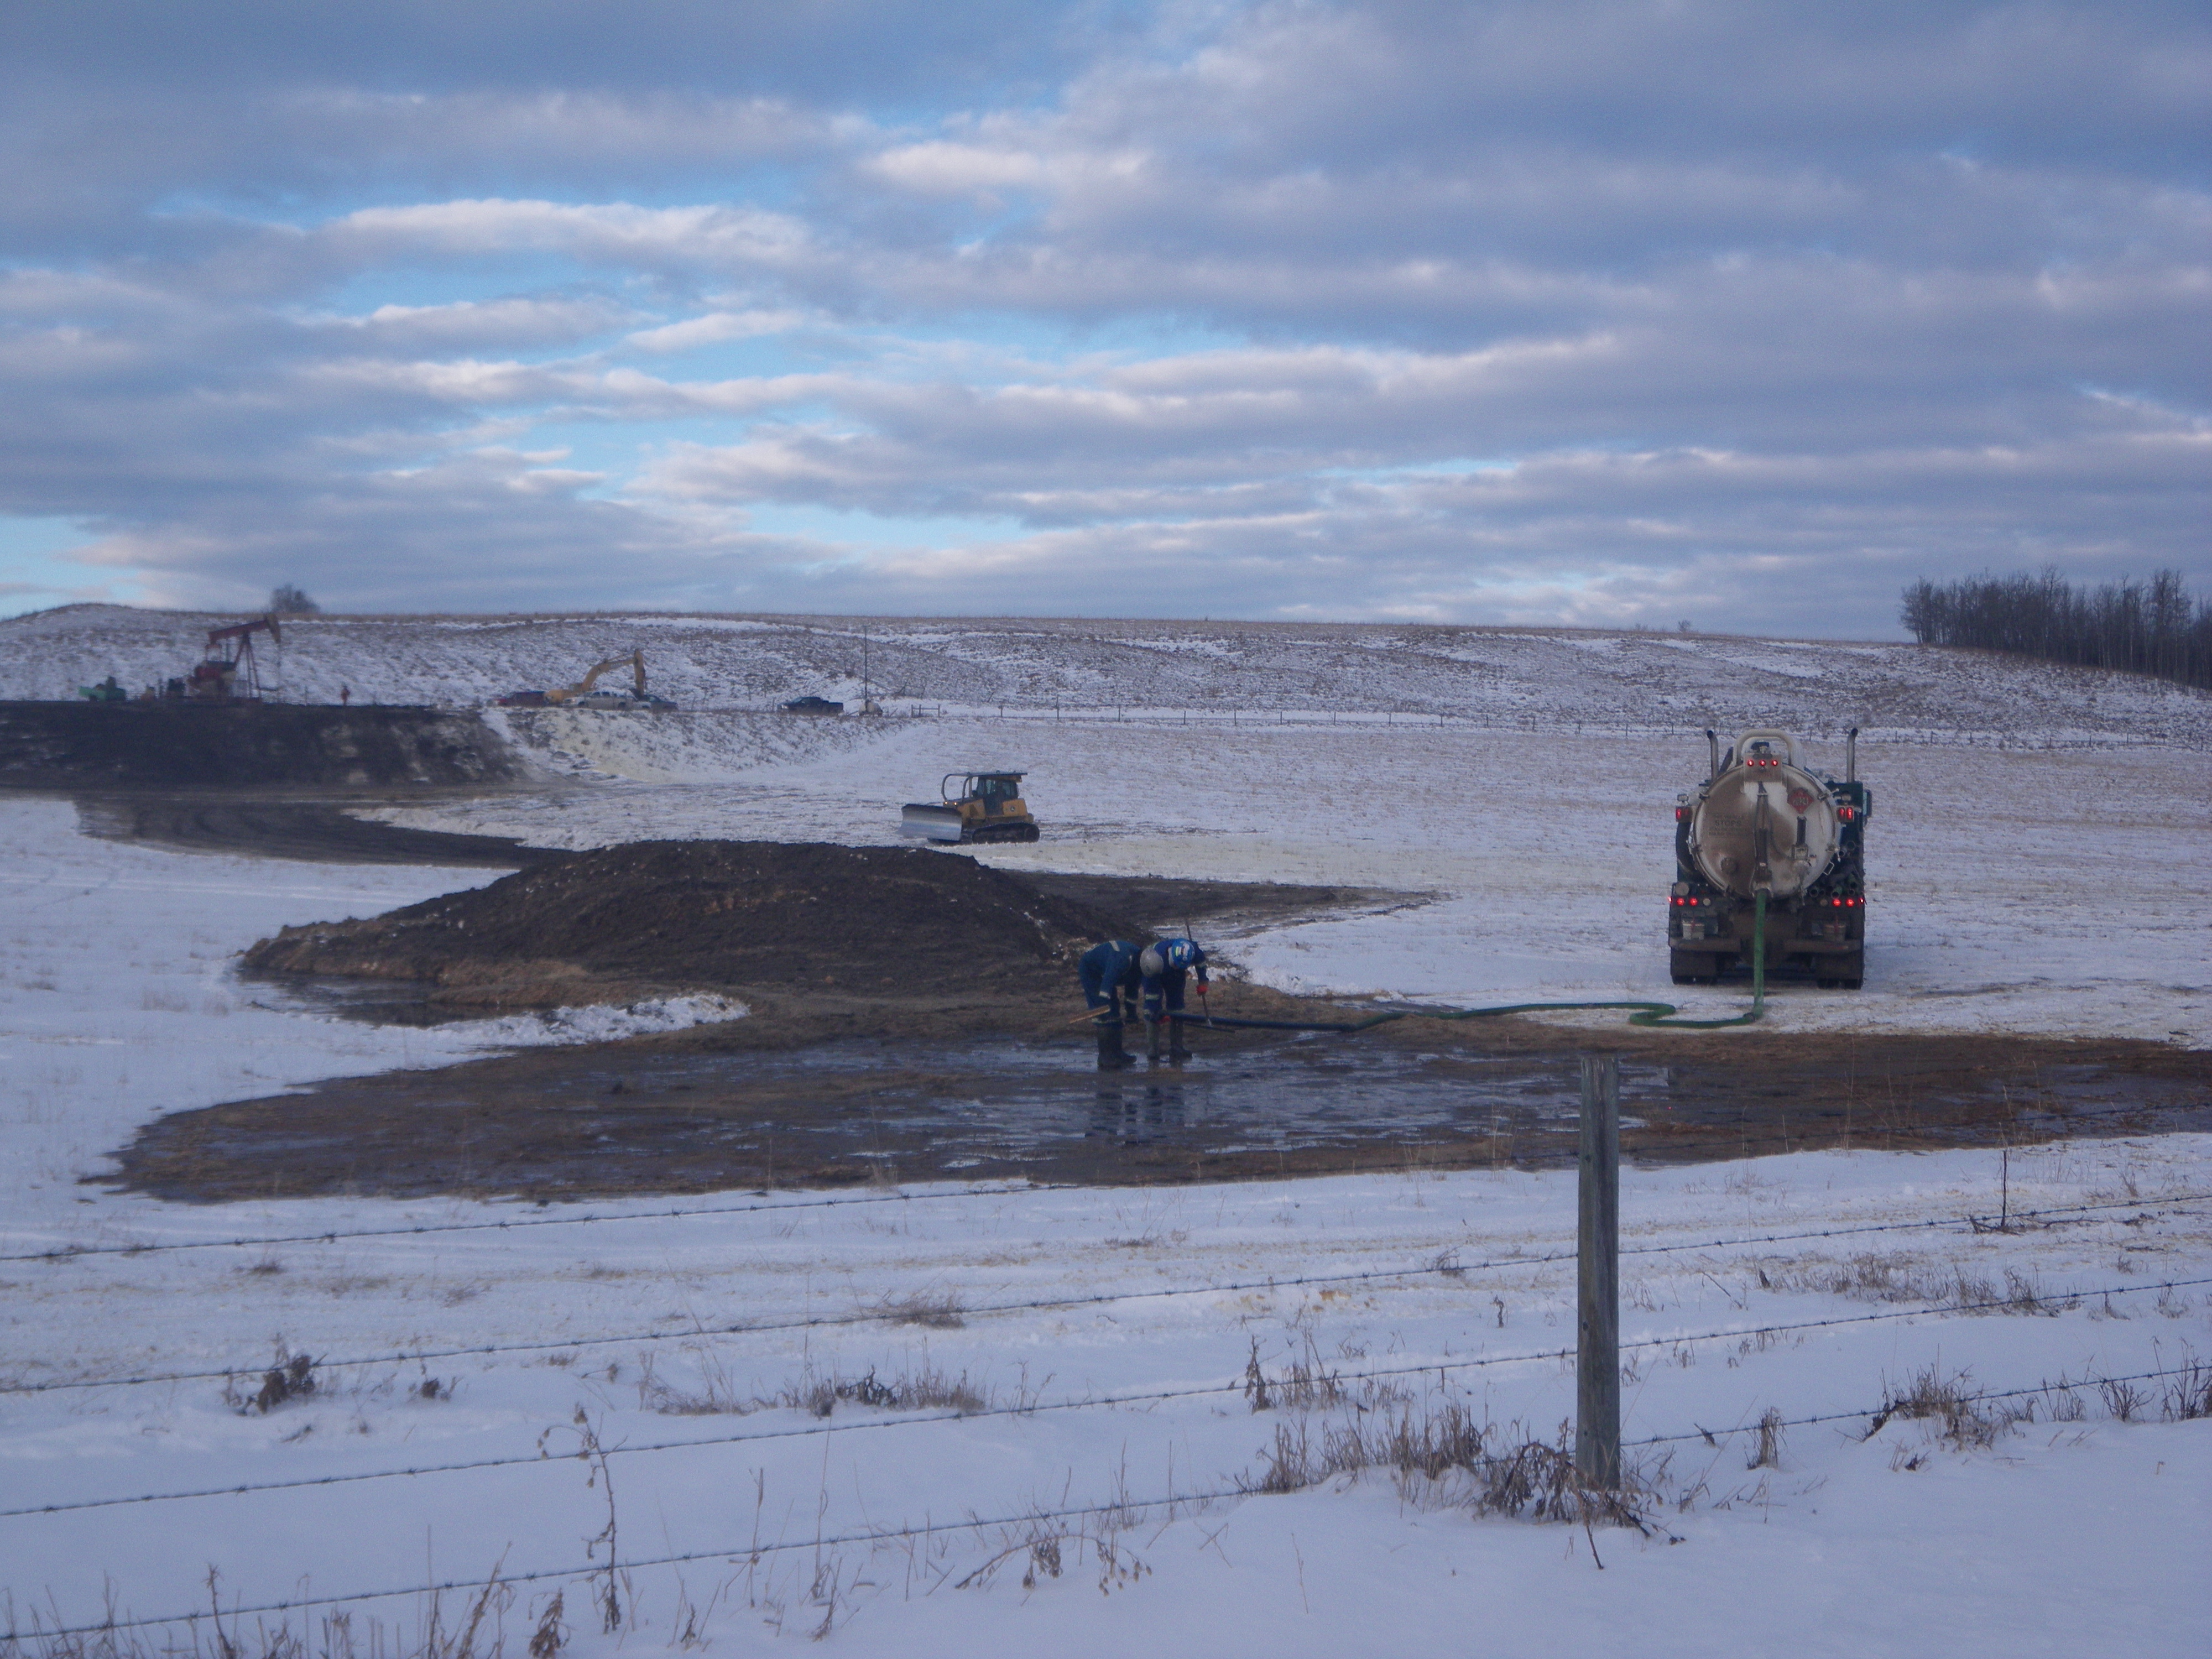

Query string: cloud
[625,309,808,351]
[309,200,820,281]
[1,1,2205,628]
[67,450,828,615]
[7,2,1095,103]
[316,295,644,351]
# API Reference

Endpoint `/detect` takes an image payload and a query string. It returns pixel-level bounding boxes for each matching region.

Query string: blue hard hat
[1163,939,1201,970]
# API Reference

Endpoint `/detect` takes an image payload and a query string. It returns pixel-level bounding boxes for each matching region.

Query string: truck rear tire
[1670,952,1714,985]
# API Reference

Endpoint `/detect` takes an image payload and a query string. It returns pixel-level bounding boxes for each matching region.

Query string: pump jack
[177,615,280,701]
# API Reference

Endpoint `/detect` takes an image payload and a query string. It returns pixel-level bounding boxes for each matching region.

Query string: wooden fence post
[1576,1052,1621,1489]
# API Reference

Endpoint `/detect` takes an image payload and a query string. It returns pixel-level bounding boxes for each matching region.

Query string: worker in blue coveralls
[1138,937,1209,1062]
[1078,938,1145,1069]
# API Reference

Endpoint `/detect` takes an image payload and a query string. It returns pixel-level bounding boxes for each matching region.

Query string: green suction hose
[1628,889,1767,1030]
[1201,891,1769,1036]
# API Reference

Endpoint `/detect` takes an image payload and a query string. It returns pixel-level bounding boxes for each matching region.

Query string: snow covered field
[376,711,2212,1050]
[3,610,2210,1653]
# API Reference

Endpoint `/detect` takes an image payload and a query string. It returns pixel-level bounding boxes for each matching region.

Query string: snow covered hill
[6,604,2209,749]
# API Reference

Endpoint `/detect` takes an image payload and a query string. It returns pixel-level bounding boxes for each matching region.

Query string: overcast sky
[2,2,2205,633]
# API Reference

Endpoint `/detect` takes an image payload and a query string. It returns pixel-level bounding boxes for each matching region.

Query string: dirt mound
[243,839,1136,1008]
[0,701,520,789]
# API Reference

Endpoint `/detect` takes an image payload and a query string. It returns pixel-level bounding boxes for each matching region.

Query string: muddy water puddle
[104,1025,2211,1203]
[619,1039,1667,1168]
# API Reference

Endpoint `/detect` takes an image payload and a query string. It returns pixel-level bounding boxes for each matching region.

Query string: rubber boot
[1095,1021,1131,1070]
[1145,1015,1162,1065]
[1166,1016,1191,1064]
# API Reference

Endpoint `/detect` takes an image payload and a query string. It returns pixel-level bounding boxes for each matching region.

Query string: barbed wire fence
[9,1341,2206,1645]
[6,1191,2203,1399]
[4,1152,2206,1648]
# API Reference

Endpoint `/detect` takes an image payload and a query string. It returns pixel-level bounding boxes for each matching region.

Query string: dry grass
[1870,1365,2039,1452]
[1237,1393,1661,1543]
[0,1571,533,1659]
[1747,1408,1785,1470]
[637,1351,988,1418]
[953,1521,1150,1597]
[1241,1334,1411,1414]
[223,1349,317,1415]
[1869,1353,2211,1467]
[1233,1338,1668,1536]
[1768,1253,2075,1316]
[2099,1376,2147,1422]
[2161,1357,2212,1421]
[877,1290,965,1329]
[779,1365,985,1419]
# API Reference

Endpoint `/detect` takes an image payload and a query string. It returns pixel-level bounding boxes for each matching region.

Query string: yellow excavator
[546,650,639,705]
[528,649,673,709]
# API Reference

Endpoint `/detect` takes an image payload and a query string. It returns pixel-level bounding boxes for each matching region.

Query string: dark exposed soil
[238,838,1390,1015]
[1011,872,1413,938]
[66,795,1410,933]
[241,839,1146,1011]
[62,788,2209,1206]
[0,700,522,790]
[74,793,569,868]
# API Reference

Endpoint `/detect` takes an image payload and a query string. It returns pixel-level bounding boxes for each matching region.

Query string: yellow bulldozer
[900,772,1040,843]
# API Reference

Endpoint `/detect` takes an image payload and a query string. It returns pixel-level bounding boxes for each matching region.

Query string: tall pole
[1576,1053,1621,1489]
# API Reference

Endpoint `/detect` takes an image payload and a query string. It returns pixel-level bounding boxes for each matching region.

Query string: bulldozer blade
[899,804,966,842]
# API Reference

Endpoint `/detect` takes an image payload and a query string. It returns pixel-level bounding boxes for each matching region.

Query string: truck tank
[1686,734,1840,899]
[1670,728,1869,990]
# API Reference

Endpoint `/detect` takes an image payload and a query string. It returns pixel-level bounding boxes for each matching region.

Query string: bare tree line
[1900,567,2212,691]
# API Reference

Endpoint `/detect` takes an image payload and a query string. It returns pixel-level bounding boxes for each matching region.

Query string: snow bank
[437,994,749,1045]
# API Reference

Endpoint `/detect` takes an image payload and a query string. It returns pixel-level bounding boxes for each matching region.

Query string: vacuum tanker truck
[1669,728,1869,989]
